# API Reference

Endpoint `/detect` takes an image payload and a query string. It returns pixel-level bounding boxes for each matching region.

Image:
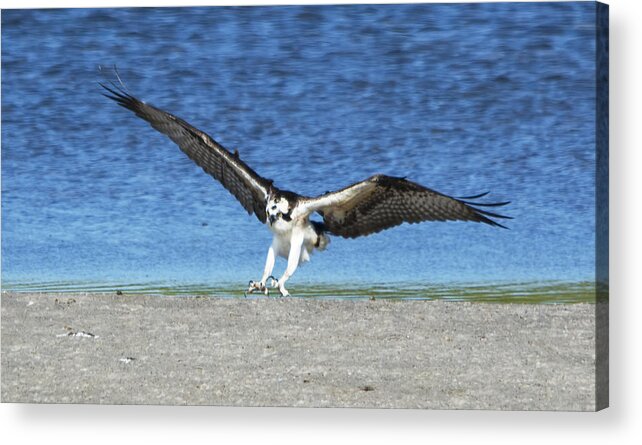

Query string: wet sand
[1,291,600,410]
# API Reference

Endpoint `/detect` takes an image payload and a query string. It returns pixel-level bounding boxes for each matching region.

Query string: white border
[2,0,642,444]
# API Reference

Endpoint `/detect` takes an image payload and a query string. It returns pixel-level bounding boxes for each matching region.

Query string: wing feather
[299,175,511,238]
[101,83,272,223]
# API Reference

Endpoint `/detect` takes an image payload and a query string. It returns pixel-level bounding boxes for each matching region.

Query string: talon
[246,280,266,296]
[267,276,279,289]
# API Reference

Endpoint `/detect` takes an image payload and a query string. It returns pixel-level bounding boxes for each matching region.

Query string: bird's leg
[247,245,275,295]
[260,244,276,288]
[270,229,304,297]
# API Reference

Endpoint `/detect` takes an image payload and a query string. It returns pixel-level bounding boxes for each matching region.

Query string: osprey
[102,83,511,297]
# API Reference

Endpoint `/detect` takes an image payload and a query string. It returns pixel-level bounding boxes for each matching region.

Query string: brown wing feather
[101,84,273,223]
[302,175,511,238]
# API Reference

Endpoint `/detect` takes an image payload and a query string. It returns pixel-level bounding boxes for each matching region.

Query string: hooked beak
[269,214,277,225]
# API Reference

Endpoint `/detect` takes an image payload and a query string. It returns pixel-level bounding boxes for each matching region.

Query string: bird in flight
[101,82,511,297]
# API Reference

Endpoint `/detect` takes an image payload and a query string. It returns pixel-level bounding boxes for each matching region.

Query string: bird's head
[266,195,292,225]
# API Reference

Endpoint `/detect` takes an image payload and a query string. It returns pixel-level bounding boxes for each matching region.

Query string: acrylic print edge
[595,0,609,411]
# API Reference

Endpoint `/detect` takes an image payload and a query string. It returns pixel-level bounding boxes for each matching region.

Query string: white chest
[267,217,324,263]
[267,218,292,257]
[268,217,294,236]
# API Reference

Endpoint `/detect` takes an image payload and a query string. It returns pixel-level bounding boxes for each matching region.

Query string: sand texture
[1,292,598,410]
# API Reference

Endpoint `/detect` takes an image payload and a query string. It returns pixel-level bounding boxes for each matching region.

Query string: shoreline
[0,279,598,304]
[1,292,599,410]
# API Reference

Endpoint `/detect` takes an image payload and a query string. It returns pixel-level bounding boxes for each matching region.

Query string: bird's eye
[271,205,277,210]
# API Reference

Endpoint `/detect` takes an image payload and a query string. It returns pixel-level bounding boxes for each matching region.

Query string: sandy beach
[1,291,601,410]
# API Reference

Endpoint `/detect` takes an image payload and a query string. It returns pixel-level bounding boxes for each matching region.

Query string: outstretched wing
[297,174,511,238]
[101,84,273,223]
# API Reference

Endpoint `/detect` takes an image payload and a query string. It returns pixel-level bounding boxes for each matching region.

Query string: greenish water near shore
[2,281,598,304]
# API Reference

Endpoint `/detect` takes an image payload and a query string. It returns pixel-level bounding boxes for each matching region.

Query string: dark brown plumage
[300,175,511,238]
[101,84,273,223]
[102,83,511,239]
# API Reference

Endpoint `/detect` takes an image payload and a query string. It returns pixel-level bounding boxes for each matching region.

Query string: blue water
[2,3,598,293]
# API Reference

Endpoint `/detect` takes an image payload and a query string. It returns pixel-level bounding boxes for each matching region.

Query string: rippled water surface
[2,3,599,300]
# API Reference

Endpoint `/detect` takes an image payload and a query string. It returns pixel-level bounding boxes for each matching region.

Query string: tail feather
[311,220,330,251]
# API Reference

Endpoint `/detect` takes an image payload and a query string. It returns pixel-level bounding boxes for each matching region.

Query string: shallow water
[5,280,596,304]
[2,4,599,300]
